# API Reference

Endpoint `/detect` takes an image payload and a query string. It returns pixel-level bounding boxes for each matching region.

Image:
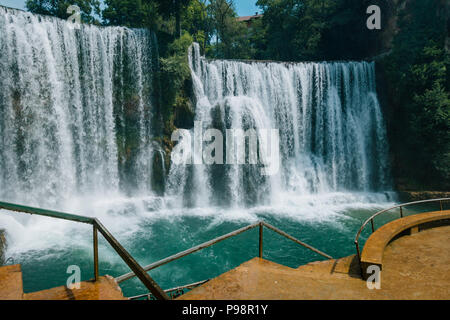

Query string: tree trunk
[175,0,181,38]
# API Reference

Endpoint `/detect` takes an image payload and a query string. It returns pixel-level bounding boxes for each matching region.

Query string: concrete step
[179,225,450,299]
[0,264,126,300]
[24,276,127,300]
[296,254,362,279]
[0,264,24,300]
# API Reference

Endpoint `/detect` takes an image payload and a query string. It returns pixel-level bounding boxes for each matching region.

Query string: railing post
[440,200,443,211]
[400,206,403,218]
[355,241,363,278]
[94,219,169,300]
[259,222,263,258]
[370,219,375,233]
[93,224,99,282]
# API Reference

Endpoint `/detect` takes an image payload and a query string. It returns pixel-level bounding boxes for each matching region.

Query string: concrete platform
[360,210,450,278]
[24,276,127,300]
[178,225,450,300]
[0,264,126,300]
[0,264,24,300]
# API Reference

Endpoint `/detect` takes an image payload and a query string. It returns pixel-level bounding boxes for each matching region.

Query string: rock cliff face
[364,0,403,60]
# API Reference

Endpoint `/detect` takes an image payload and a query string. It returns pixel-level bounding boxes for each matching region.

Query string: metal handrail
[354,197,450,265]
[262,221,332,259]
[116,220,332,284]
[0,201,169,300]
[128,279,210,300]
[0,200,333,300]
[116,222,260,283]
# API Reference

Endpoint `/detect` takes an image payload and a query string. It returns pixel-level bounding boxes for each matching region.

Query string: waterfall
[0,9,396,289]
[0,7,158,208]
[0,6,392,213]
[167,43,391,208]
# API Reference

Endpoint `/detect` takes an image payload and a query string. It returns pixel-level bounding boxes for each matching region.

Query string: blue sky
[0,0,25,10]
[0,0,260,16]
[233,1,260,16]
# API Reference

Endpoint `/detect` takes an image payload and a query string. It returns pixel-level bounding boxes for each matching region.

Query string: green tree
[159,33,194,134]
[26,0,101,23]
[382,0,449,190]
[181,0,210,51]
[153,0,192,38]
[102,0,159,28]
[207,0,250,59]
[207,0,233,44]
[256,0,324,60]
[245,16,267,60]
[255,0,382,61]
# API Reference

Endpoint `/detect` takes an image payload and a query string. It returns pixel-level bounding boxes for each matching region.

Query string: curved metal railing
[354,197,450,264]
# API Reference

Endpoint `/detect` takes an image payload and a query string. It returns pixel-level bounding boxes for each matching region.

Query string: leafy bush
[381,1,449,190]
[158,32,194,137]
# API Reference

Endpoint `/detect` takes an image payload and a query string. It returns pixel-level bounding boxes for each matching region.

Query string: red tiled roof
[237,14,263,22]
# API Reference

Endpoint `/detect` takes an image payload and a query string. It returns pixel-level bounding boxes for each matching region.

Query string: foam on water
[166,43,392,208]
[0,6,158,209]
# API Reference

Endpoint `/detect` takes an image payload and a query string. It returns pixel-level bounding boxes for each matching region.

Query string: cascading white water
[0,10,397,295]
[167,43,391,208]
[0,8,392,215]
[0,7,158,208]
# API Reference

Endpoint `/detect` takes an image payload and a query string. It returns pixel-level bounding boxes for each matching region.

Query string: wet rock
[397,191,450,203]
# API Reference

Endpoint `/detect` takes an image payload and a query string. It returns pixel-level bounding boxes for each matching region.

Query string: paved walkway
[24,276,126,300]
[179,225,450,299]
[0,264,126,300]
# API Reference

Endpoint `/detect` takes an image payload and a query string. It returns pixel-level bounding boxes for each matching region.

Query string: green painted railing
[1,201,334,300]
[116,220,333,300]
[0,201,169,300]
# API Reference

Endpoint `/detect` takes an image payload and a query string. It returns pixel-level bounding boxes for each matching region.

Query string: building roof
[237,14,263,22]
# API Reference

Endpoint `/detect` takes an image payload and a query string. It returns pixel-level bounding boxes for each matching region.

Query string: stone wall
[397,191,450,203]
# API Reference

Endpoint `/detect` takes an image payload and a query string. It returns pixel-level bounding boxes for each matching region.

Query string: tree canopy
[102,0,158,28]
[381,0,449,190]
[26,0,101,23]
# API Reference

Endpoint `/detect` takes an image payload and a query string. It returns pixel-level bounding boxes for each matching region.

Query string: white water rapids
[166,43,392,208]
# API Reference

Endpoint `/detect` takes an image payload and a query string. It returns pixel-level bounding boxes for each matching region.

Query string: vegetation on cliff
[379,1,449,190]
[158,33,195,162]
[25,0,101,23]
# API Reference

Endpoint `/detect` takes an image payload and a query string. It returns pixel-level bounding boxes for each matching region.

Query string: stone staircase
[178,225,450,299]
[0,264,126,300]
